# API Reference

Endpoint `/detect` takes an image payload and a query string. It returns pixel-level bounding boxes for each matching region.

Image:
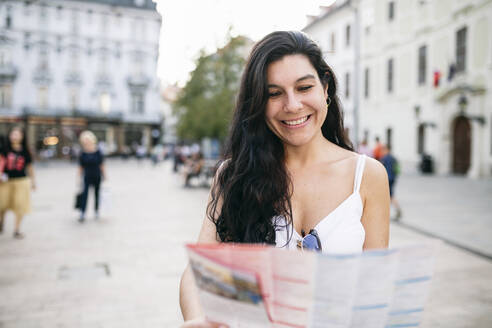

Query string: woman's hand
[181,318,228,328]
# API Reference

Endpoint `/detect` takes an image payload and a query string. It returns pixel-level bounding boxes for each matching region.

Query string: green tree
[173,35,249,141]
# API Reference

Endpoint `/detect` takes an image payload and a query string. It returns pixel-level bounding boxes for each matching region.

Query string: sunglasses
[296,229,322,252]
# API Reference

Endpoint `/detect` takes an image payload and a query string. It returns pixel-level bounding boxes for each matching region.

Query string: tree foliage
[173,36,249,141]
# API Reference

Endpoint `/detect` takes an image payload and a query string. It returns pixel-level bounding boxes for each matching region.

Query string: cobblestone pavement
[0,160,491,327]
[395,173,492,259]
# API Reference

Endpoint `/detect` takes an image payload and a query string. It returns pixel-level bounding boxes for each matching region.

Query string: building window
[330,32,336,52]
[24,1,31,16]
[131,92,145,114]
[56,5,63,19]
[456,26,467,73]
[6,6,12,29]
[39,47,49,70]
[386,127,393,150]
[388,1,395,21]
[100,93,111,113]
[418,45,427,85]
[71,9,79,35]
[24,32,31,51]
[418,124,425,155]
[115,42,121,59]
[387,58,394,93]
[345,24,351,47]
[345,72,350,99]
[56,35,62,53]
[71,50,79,70]
[0,84,12,108]
[38,86,48,110]
[69,88,78,111]
[101,13,108,35]
[87,38,93,56]
[100,53,108,72]
[39,4,48,22]
[0,49,7,66]
[364,68,369,99]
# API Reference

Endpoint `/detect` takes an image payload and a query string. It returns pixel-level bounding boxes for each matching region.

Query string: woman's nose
[284,92,302,113]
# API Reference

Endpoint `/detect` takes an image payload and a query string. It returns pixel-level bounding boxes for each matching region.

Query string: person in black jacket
[78,130,105,222]
[0,126,36,239]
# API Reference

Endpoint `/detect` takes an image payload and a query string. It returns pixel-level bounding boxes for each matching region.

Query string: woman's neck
[284,133,332,170]
[11,143,22,151]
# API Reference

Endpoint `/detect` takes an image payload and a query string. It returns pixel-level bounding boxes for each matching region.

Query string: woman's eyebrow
[267,74,316,88]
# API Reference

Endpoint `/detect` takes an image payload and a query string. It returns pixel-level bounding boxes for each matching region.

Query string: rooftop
[64,0,156,11]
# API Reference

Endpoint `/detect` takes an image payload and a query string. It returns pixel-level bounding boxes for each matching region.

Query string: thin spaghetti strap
[353,155,366,193]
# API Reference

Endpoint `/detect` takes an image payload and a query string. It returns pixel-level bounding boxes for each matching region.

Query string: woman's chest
[289,173,354,231]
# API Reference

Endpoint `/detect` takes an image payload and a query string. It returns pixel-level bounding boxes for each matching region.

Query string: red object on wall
[433,70,441,88]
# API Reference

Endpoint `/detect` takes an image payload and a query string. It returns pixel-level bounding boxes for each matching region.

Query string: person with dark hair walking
[380,145,402,221]
[179,31,390,327]
[372,136,383,161]
[0,126,36,239]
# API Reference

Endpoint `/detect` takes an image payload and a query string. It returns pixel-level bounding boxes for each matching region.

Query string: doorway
[452,116,471,174]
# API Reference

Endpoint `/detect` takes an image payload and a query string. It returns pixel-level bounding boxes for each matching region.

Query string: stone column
[26,120,37,157]
[467,119,483,179]
[116,125,125,154]
[143,126,151,152]
[106,127,115,154]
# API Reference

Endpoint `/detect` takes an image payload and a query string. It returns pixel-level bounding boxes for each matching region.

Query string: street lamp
[414,105,421,119]
[458,94,486,125]
[458,94,468,113]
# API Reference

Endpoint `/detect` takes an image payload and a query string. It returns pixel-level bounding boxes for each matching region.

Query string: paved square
[0,160,490,327]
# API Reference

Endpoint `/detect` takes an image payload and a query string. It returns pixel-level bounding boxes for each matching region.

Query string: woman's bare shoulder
[361,156,389,193]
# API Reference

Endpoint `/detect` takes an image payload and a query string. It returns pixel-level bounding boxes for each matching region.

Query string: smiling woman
[179,31,390,326]
[265,56,330,147]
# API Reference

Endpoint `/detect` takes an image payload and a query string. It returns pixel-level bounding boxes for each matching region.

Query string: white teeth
[283,116,308,126]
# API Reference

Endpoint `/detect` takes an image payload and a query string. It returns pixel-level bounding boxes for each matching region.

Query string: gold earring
[326,96,331,108]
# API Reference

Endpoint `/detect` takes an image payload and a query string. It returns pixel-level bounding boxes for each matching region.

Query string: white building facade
[304,0,492,178]
[0,0,162,156]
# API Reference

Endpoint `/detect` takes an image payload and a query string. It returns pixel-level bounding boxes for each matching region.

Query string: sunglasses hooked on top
[297,229,322,252]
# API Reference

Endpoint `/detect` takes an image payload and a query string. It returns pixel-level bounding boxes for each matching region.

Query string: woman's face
[265,54,328,148]
[9,129,23,144]
[80,136,95,151]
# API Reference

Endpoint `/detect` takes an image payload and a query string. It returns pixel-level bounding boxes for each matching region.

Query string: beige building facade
[304,0,492,177]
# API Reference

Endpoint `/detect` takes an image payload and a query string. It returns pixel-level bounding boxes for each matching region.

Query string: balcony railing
[0,63,18,83]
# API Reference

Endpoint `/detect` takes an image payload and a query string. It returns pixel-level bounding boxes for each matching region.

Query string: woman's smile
[281,114,312,128]
[265,54,328,147]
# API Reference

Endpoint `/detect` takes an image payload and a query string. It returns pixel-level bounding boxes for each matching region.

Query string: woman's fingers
[181,318,228,328]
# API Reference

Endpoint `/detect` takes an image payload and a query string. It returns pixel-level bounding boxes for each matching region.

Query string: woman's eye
[298,85,313,92]
[268,91,281,98]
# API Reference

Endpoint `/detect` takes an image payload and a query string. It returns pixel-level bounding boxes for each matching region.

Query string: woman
[179,31,390,327]
[0,126,36,239]
[78,130,105,222]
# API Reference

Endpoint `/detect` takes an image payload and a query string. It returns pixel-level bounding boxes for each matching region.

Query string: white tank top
[274,155,366,253]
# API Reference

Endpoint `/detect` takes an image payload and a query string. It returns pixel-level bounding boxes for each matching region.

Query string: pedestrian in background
[357,137,373,157]
[183,151,204,187]
[0,126,36,239]
[78,130,105,222]
[372,136,383,161]
[380,145,402,221]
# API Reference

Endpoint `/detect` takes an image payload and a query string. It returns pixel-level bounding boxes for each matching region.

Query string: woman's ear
[323,83,328,99]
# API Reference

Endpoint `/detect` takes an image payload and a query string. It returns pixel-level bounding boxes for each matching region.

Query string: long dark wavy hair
[207,31,353,244]
[4,126,30,155]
